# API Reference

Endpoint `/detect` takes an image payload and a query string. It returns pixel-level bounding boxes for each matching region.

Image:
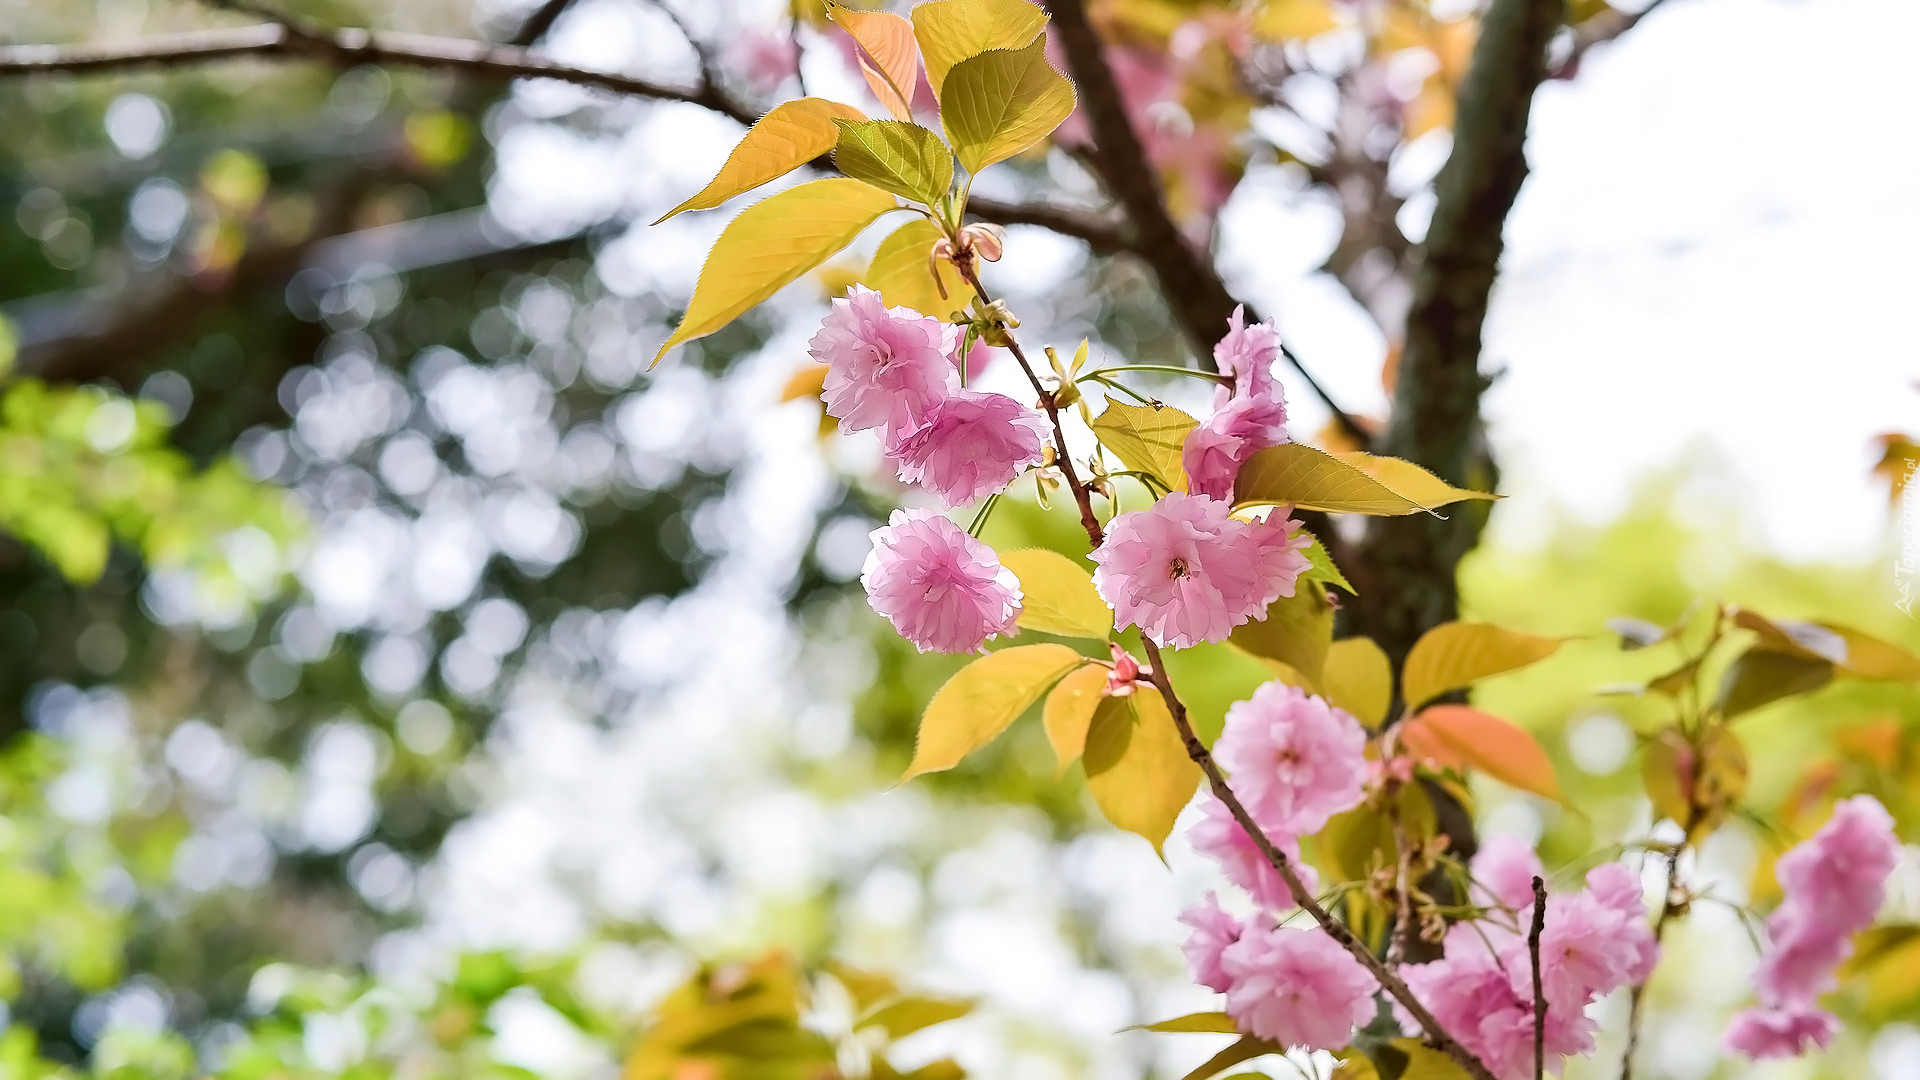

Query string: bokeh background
[1,0,1916,1078]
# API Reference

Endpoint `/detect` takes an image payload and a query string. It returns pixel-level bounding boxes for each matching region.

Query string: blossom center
[1168,557,1191,579]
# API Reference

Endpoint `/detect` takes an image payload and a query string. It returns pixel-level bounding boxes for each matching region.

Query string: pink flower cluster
[1394,837,1659,1080]
[812,289,1054,654]
[1723,796,1900,1060]
[1182,307,1290,502]
[1178,683,1375,1049]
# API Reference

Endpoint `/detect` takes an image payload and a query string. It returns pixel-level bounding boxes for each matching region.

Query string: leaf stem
[1077,364,1233,386]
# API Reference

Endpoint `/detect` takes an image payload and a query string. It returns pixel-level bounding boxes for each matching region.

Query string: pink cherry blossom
[1178,892,1248,993]
[1183,392,1290,501]
[1774,794,1900,929]
[886,389,1049,507]
[1188,793,1317,911]
[1723,1005,1840,1059]
[810,286,959,441]
[724,30,799,95]
[1214,681,1367,836]
[1471,833,1546,914]
[1089,493,1311,649]
[1212,305,1282,407]
[860,508,1019,654]
[1220,925,1379,1050]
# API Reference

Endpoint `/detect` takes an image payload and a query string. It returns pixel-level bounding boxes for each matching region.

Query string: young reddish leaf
[1083,690,1201,853]
[1228,581,1334,688]
[654,98,866,223]
[1321,636,1390,727]
[654,178,899,365]
[1127,1012,1238,1034]
[826,2,922,122]
[999,547,1112,640]
[1091,400,1198,494]
[1234,444,1494,516]
[909,0,1051,96]
[938,38,1076,175]
[832,119,953,206]
[1042,662,1109,775]
[903,643,1084,780]
[1399,621,1564,712]
[1716,647,1833,719]
[1401,705,1561,802]
[864,218,963,318]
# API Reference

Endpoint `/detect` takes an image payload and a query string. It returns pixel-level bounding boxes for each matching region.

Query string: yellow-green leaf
[1084,690,1201,853]
[1317,783,1434,887]
[1400,621,1564,712]
[1717,648,1833,719]
[654,178,898,364]
[1043,662,1109,775]
[653,98,865,223]
[1000,547,1112,639]
[1228,581,1334,687]
[833,119,953,206]
[1176,1034,1282,1080]
[1402,704,1561,801]
[858,996,972,1039]
[1322,636,1390,727]
[1818,622,1920,681]
[864,218,963,318]
[903,643,1084,779]
[1845,925,1920,1016]
[939,38,1076,175]
[1234,444,1496,516]
[826,2,921,122]
[1641,729,1692,828]
[1301,532,1354,594]
[1253,0,1339,41]
[1128,1012,1238,1034]
[910,0,1051,96]
[1091,400,1198,493]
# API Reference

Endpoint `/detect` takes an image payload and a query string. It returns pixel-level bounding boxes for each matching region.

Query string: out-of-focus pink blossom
[1211,305,1282,407]
[1178,892,1247,994]
[1089,493,1310,649]
[725,30,799,95]
[886,390,1048,507]
[1220,925,1379,1050]
[1213,681,1367,836]
[1188,793,1316,912]
[860,508,1019,654]
[810,286,958,441]
[1723,1005,1841,1060]
[1471,833,1546,914]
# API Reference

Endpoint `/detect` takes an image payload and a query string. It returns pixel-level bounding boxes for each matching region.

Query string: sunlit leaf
[654,98,865,223]
[939,38,1076,175]
[654,178,899,364]
[1845,925,1920,1016]
[1000,548,1113,639]
[778,365,828,404]
[1091,401,1197,493]
[1084,690,1201,853]
[910,0,1051,96]
[1128,1012,1238,1034]
[1641,729,1692,828]
[1716,648,1833,719]
[1401,705,1561,801]
[1316,782,1433,887]
[1253,0,1339,40]
[1322,636,1390,727]
[1234,444,1494,516]
[865,218,963,318]
[833,119,953,206]
[826,2,921,121]
[1645,655,1700,697]
[903,643,1084,779]
[858,995,972,1039]
[1042,662,1109,775]
[1176,1034,1282,1080]
[1400,621,1564,712]
[1301,532,1354,594]
[1229,580,1334,687]
[1817,622,1920,681]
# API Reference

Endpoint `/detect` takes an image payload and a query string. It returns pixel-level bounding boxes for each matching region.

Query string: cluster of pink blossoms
[1179,683,1378,1050]
[1091,309,1309,649]
[813,288,1048,653]
[1395,837,1659,1080]
[1723,795,1900,1059]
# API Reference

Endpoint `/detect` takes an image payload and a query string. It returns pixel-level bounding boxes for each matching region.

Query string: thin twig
[1388,815,1418,968]
[1529,876,1548,1080]
[1619,851,1683,1080]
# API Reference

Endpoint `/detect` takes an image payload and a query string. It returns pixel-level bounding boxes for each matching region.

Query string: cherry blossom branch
[1388,816,1419,968]
[1529,876,1548,1080]
[953,262,1496,1080]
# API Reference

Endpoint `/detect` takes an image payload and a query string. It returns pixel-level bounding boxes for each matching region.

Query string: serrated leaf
[1717,648,1833,719]
[1000,547,1112,639]
[1401,705,1562,802]
[1234,444,1495,516]
[654,178,898,364]
[1092,400,1198,493]
[827,2,921,122]
[1817,622,1920,680]
[939,38,1076,175]
[1322,636,1390,727]
[1302,532,1354,594]
[654,98,865,223]
[1229,580,1334,687]
[1043,662,1109,775]
[1176,1034,1282,1080]
[1084,689,1201,853]
[1127,1012,1239,1034]
[1400,621,1564,712]
[903,643,1084,779]
[833,119,953,206]
[858,996,972,1039]
[910,0,1051,96]
[865,218,963,318]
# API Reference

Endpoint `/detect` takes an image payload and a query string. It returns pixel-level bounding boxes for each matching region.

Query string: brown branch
[1346,0,1566,671]
[1529,876,1548,1080]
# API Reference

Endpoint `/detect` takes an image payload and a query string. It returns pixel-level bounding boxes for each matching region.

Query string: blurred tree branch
[1553,0,1674,78]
